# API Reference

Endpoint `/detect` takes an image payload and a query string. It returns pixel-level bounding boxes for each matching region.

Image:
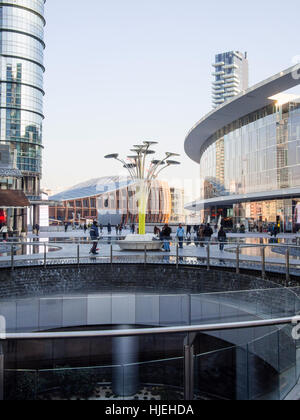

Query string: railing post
[0,343,3,401]
[207,244,210,271]
[236,245,240,274]
[184,333,195,401]
[110,244,113,266]
[44,243,47,268]
[176,242,179,269]
[261,246,266,279]
[11,244,14,271]
[286,247,290,285]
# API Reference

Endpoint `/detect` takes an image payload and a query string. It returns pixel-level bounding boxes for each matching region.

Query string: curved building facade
[0,0,45,201]
[185,67,300,232]
[49,177,172,226]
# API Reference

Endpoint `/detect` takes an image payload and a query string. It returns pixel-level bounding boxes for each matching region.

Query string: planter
[118,234,162,251]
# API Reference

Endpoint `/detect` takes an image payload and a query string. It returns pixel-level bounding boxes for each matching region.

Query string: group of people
[152,223,228,252]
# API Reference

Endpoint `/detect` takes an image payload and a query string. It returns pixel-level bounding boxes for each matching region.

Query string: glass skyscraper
[0,0,45,208]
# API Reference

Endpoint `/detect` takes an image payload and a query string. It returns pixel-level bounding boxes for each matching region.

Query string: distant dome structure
[49,176,172,225]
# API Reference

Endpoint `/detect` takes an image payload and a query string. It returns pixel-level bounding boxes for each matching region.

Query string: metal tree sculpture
[105,141,180,235]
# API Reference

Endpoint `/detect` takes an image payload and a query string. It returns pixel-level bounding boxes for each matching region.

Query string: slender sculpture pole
[105,144,180,236]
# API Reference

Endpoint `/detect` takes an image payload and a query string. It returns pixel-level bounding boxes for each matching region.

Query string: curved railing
[0,239,300,281]
[1,239,300,399]
[1,315,300,401]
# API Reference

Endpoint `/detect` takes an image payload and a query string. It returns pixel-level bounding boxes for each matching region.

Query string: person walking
[271,224,279,238]
[218,226,227,252]
[64,223,68,233]
[35,224,40,236]
[89,220,99,255]
[186,225,192,238]
[161,224,172,252]
[84,224,87,234]
[0,224,8,242]
[203,223,213,245]
[176,224,185,249]
[196,225,205,247]
[107,223,112,235]
[154,226,161,236]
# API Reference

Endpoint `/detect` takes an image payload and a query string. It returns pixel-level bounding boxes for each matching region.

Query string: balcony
[224,74,240,80]
[224,64,239,70]
[213,80,225,86]
[212,61,225,67]
[212,71,225,76]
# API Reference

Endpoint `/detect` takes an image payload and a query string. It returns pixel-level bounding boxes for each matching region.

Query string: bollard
[110,244,113,266]
[176,243,179,269]
[144,245,147,266]
[236,245,240,274]
[261,246,266,279]
[207,244,210,271]
[11,244,14,271]
[77,244,80,267]
[286,248,290,285]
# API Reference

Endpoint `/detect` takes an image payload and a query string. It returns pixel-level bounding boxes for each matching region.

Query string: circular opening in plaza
[0,258,300,401]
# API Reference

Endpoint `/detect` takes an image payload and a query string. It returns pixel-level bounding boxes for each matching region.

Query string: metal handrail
[1,316,296,341]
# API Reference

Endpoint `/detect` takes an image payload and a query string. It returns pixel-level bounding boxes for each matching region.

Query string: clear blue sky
[43,0,300,199]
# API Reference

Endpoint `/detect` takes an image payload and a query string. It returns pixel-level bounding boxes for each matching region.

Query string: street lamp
[105,142,180,235]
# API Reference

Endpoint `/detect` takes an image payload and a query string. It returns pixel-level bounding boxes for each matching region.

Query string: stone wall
[0,264,279,299]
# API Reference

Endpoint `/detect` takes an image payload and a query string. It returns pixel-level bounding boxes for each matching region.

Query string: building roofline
[185,65,300,164]
[185,187,300,211]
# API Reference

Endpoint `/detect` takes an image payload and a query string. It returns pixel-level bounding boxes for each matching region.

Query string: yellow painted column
[137,182,148,235]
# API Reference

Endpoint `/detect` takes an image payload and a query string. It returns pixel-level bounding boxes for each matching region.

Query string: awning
[0,190,30,208]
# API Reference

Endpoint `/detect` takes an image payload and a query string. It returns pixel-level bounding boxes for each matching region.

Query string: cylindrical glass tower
[0,0,45,200]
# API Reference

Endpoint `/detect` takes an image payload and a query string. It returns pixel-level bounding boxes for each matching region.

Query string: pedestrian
[107,223,112,235]
[35,224,40,236]
[84,224,87,234]
[89,220,99,255]
[186,225,192,237]
[0,224,8,242]
[161,224,172,252]
[218,226,227,251]
[176,224,185,249]
[203,223,213,244]
[64,223,68,233]
[272,224,279,238]
[196,225,205,247]
[131,224,135,234]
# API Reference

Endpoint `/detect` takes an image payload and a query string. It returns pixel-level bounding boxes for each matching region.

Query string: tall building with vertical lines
[0,0,46,227]
[212,51,249,108]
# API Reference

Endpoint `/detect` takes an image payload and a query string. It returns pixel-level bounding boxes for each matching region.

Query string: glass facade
[0,0,45,197]
[199,100,300,231]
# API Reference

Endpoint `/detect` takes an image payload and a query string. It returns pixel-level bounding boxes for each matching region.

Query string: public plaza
[1,0,300,403]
